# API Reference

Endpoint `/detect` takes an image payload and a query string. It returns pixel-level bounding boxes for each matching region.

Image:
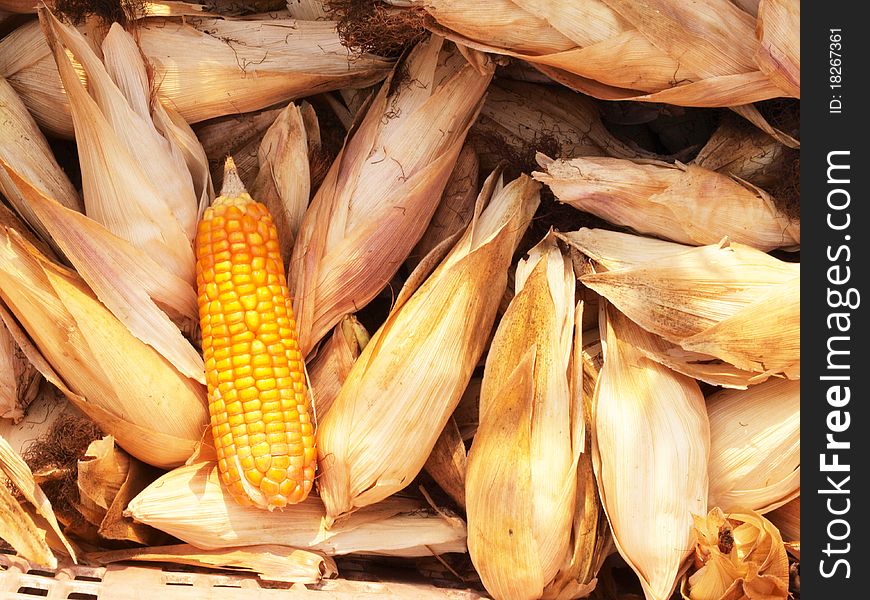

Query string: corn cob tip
[220,156,247,199]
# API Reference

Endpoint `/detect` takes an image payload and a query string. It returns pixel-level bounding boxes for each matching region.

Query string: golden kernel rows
[196,199,315,509]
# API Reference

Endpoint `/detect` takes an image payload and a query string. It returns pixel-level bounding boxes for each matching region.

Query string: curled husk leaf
[289,35,494,355]
[561,228,799,379]
[594,301,710,600]
[466,233,582,600]
[535,156,798,251]
[127,461,467,557]
[396,0,797,106]
[683,508,789,600]
[307,315,370,418]
[316,170,539,522]
[707,379,799,514]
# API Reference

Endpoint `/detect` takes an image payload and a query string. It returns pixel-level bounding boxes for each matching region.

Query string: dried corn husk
[250,102,312,264]
[466,233,581,600]
[317,170,539,522]
[91,544,336,584]
[766,497,799,544]
[127,461,468,556]
[0,476,55,567]
[0,219,208,469]
[395,0,797,106]
[0,76,83,248]
[693,112,794,189]
[1,433,77,563]
[76,436,129,528]
[471,79,655,174]
[408,143,479,270]
[454,377,481,441]
[707,379,799,514]
[308,315,370,417]
[286,0,328,19]
[196,107,285,190]
[0,16,391,138]
[288,35,494,355]
[755,0,799,99]
[683,508,789,600]
[594,302,710,600]
[561,228,800,379]
[0,312,40,422]
[535,156,799,251]
[424,416,467,509]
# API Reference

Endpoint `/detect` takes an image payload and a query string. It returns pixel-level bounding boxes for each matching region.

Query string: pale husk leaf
[0,162,205,382]
[40,9,197,288]
[251,102,311,264]
[289,35,494,355]
[0,75,82,247]
[755,0,799,99]
[0,224,208,469]
[594,302,710,600]
[563,229,799,377]
[316,171,539,521]
[127,462,467,556]
[307,315,370,418]
[467,233,579,600]
[402,0,796,106]
[535,157,798,251]
[1,16,391,137]
[684,508,789,600]
[90,543,336,584]
[707,379,799,514]
[77,436,130,525]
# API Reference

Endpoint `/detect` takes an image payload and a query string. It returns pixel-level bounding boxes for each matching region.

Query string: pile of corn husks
[1,0,799,598]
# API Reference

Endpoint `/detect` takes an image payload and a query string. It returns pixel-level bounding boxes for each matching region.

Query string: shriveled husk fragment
[693,112,792,190]
[91,543,336,584]
[0,16,391,138]
[470,79,655,174]
[76,436,129,527]
[0,313,40,422]
[316,170,539,522]
[466,233,582,600]
[561,228,799,379]
[536,156,799,251]
[683,508,789,600]
[707,379,799,514]
[766,497,799,545]
[408,143,479,270]
[288,35,494,355]
[0,219,208,469]
[393,0,797,106]
[127,461,468,556]
[1,433,76,564]
[307,315,370,417]
[250,102,312,264]
[0,76,83,248]
[594,302,710,600]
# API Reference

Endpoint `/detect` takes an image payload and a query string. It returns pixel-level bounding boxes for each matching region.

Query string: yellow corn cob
[195,157,315,510]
